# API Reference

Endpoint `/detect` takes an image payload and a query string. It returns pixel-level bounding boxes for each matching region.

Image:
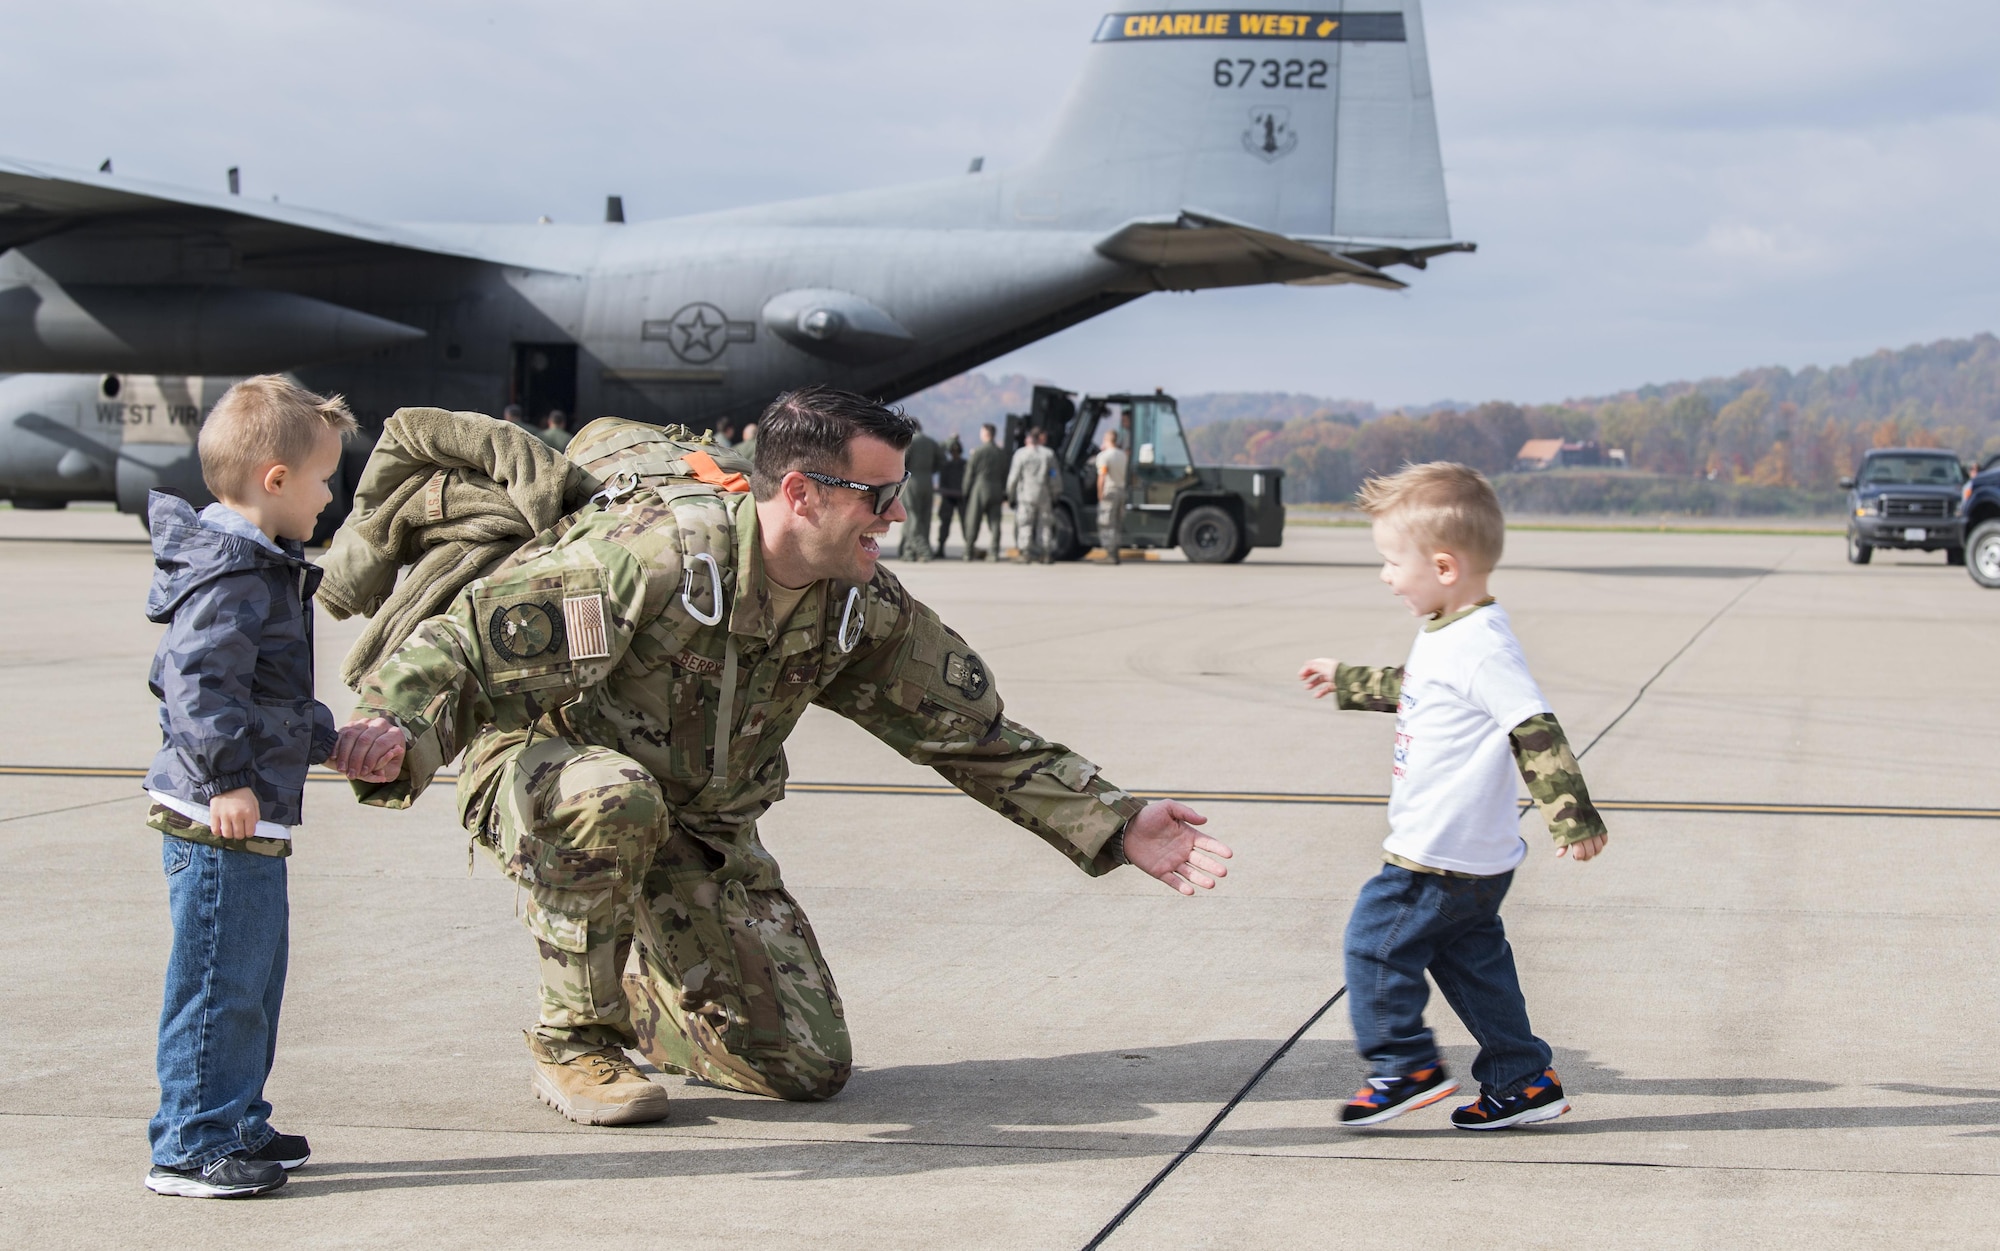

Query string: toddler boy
[1299,462,1608,1130]
[141,376,357,1196]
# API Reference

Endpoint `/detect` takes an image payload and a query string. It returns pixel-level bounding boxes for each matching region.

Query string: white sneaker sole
[144,1171,284,1198]
[1341,1079,1461,1127]
[1455,1097,1571,1130]
[532,1069,672,1126]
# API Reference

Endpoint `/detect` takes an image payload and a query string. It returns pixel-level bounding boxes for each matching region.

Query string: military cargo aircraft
[0,2,1468,519]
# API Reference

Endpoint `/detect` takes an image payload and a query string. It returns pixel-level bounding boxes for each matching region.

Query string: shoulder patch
[563,593,611,661]
[942,651,990,701]
[488,600,566,662]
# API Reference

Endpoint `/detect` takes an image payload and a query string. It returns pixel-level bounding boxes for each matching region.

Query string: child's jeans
[1344,863,1551,1098]
[149,835,289,1169]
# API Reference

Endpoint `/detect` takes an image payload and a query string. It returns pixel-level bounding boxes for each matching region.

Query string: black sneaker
[145,1153,287,1198]
[246,1132,311,1170]
[1451,1067,1571,1130]
[1339,1063,1460,1127]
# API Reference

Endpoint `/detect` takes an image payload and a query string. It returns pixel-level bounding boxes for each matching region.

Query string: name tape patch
[1094,10,1406,42]
[672,648,724,676]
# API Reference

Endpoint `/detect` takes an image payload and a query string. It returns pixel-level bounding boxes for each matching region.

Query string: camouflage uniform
[352,466,1145,1101]
[1331,662,1607,860]
[1007,442,1058,563]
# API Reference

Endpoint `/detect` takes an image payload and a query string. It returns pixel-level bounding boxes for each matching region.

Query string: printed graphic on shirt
[1391,671,1418,780]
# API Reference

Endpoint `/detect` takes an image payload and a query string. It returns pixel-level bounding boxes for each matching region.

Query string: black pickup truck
[1841,448,1967,566]
[1960,454,2000,588]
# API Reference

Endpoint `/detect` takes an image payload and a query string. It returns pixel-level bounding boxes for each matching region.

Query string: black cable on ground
[1080,986,1347,1250]
[1575,568,1770,761]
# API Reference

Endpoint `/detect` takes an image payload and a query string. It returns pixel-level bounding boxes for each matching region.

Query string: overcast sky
[4,1,1997,406]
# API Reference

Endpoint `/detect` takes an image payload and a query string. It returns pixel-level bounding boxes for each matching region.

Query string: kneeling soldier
[333,387,1232,1124]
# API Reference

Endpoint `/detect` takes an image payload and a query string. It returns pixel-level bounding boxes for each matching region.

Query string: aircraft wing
[0,156,490,264]
[1096,211,1410,291]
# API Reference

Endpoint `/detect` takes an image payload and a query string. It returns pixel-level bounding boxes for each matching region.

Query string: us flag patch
[562,594,611,661]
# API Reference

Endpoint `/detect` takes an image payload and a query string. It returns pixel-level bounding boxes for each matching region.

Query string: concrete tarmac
[2,505,1996,1248]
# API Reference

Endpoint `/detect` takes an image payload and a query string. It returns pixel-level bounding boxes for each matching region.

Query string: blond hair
[1356,461,1505,573]
[199,375,358,499]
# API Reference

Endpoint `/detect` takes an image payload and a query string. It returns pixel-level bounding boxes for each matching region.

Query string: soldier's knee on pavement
[767,1059,851,1102]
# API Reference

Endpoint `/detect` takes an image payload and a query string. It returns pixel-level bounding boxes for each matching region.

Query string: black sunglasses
[799,469,910,516]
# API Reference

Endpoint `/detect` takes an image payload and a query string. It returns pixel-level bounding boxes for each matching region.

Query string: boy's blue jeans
[1344,863,1551,1098]
[149,835,288,1169]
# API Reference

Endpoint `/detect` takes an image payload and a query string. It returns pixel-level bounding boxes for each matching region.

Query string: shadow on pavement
[263,1040,1986,1193]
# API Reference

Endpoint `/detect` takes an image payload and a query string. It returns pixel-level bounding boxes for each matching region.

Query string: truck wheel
[1969,521,2000,588]
[1846,532,1872,565]
[1050,505,1086,562]
[1180,505,1241,564]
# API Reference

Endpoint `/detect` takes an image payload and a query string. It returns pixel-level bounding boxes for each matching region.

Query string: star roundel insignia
[488,601,565,662]
[666,302,731,363]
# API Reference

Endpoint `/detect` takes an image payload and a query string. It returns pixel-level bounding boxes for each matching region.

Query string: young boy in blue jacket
[141,375,367,1198]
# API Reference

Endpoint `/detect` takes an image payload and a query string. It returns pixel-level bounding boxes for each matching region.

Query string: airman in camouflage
[332,387,1231,1124]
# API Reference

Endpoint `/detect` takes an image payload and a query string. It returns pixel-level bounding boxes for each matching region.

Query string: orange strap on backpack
[681,450,751,494]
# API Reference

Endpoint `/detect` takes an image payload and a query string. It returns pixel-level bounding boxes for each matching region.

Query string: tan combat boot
[526,1036,671,1126]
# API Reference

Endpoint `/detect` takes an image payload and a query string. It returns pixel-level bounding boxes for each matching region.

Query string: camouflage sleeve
[1333,663,1403,713]
[349,526,665,808]
[815,576,1148,877]
[1509,712,1608,847]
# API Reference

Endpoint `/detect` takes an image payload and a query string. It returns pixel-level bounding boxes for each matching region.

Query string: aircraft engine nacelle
[0,285,425,374]
[762,288,915,364]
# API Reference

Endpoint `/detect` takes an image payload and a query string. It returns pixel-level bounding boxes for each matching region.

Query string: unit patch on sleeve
[563,593,612,661]
[488,601,566,663]
[942,651,990,701]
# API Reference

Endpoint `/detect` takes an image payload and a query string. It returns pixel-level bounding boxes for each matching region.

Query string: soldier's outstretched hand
[331,716,407,784]
[1123,800,1231,896]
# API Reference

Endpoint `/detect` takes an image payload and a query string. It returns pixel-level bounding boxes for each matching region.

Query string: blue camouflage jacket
[144,490,338,826]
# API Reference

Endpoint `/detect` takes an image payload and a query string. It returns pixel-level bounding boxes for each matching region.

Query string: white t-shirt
[1095,446,1129,493]
[1381,603,1551,876]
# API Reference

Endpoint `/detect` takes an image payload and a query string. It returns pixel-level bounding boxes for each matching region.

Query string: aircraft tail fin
[1023,3,1453,243]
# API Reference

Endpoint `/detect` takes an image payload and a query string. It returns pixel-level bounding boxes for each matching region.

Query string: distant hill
[896,333,2000,510]
[1581,332,2000,432]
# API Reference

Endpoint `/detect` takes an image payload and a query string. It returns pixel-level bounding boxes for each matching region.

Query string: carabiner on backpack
[682,551,725,626]
[591,470,640,508]
[837,585,864,653]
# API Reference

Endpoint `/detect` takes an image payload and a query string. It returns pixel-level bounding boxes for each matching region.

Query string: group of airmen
[892,420,1130,564]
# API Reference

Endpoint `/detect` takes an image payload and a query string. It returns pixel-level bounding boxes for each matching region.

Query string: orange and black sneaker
[1451,1068,1570,1130]
[1339,1063,1460,1127]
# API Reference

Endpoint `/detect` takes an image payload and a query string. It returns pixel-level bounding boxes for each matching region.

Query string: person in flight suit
[961,423,1008,561]
[329,387,1232,1126]
[898,424,938,561]
[933,436,966,557]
